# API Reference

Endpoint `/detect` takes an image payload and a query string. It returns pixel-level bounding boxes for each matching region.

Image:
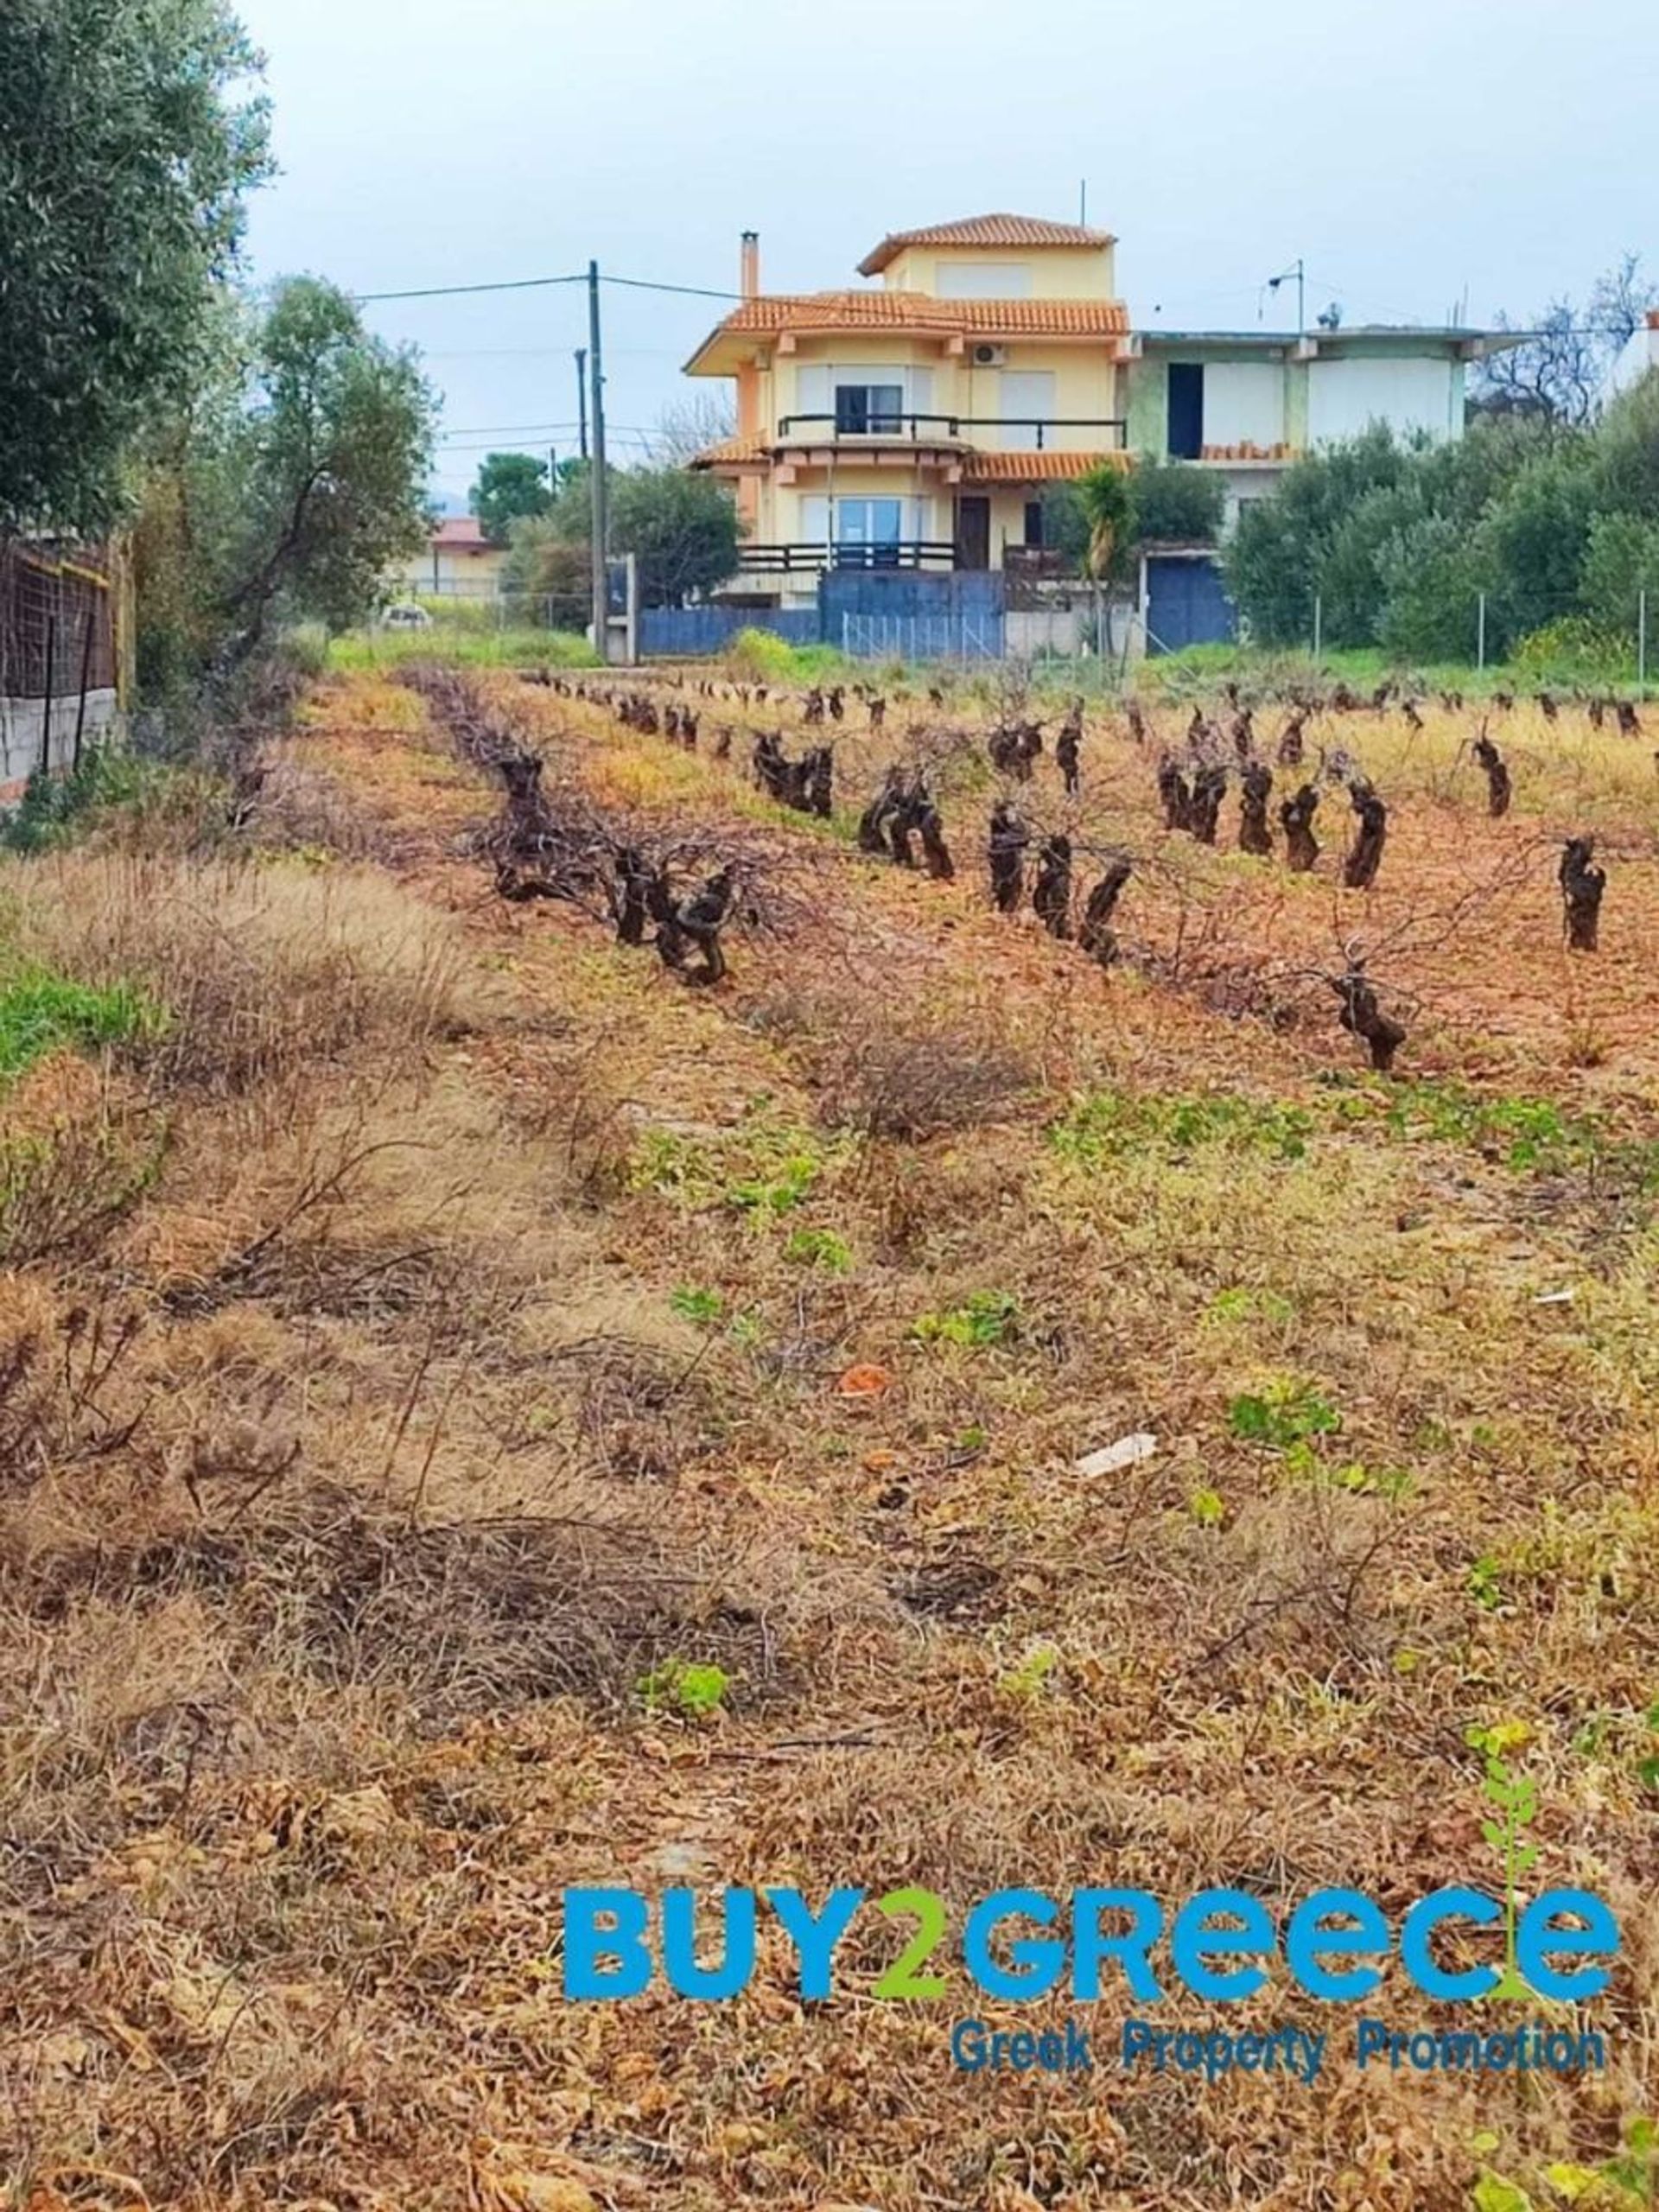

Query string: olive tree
[0,0,271,533]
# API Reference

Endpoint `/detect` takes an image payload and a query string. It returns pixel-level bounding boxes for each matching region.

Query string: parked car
[381,602,432,630]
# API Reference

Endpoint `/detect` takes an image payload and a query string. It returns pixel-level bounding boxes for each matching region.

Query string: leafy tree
[1225,424,1409,645]
[136,276,435,685]
[473,451,551,543]
[1579,511,1659,636]
[0,0,272,534]
[1592,373,1659,518]
[1477,448,1599,649]
[1046,459,1224,580]
[500,515,594,631]
[1225,367,1659,661]
[1073,463,1135,582]
[610,469,739,607]
[1375,515,1487,662]
[1128,459,1225,546]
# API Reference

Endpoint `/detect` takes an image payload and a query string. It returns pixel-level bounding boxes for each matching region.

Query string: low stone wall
[0,690,122,801]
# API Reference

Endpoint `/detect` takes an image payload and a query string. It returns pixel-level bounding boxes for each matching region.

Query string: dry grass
[1,670,1656,2211]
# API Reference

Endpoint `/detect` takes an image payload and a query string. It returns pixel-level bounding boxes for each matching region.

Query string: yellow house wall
[769,465,950,545]
[952,346,1119,450]
[756,473,1046,566]
[392,544,509,596]
[880,243,1117,296]
[983,487,1038,557]
[772,338,1118,449]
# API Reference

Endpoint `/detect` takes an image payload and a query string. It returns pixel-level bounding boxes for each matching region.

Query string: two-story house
[685,216,1133,606]
[686,214,1514,613]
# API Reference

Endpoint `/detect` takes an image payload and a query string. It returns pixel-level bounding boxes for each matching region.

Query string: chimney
[740,231,760,300]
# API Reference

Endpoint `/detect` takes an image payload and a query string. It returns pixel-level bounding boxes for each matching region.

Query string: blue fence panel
[821,569,1005,659]
[637,606,819,658]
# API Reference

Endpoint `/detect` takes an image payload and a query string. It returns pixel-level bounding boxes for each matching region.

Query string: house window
[835,382,905,435]
[1023,500,1045,548]
[836,498,906,545]
[998,370,1057,451]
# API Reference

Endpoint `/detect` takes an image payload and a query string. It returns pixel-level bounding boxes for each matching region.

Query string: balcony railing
[774,412,1129,450]
[735,540,959,575]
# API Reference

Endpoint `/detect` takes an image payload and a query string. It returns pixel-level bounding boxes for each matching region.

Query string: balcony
[775,411,1128,451]
[734,540,959,576]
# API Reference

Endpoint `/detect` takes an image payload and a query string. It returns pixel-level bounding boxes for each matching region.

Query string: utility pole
[575,347,588,461]
[587,264,609,663]
[1268,257,1306,337]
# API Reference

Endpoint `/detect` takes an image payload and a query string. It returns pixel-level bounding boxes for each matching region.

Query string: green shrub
[1227,1380,1342,1452]
[912,1289,1019,1348]
[1511,613,1635,685]
[0,746,162,854]
[0,973,162,1084]
[784,1226,852,1271]
[723,629,849,683]
[1049,1089,1311,1166]
[637,1659,732,1719]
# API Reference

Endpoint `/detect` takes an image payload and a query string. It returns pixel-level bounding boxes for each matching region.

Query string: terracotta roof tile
[959,449,1128,482]
[699,289,1128,346]
[689,431,771,468]
[859,213,1115,274]
[432,516,493,550]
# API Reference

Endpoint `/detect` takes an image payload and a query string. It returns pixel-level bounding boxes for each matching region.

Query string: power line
[357,269,741,308]
[601,273,742,302]
[357,272,586,303]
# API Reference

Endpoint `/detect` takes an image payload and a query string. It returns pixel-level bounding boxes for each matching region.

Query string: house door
[956,496,990,570]
[1145,556,1236,653]
[1167,363,1205,459]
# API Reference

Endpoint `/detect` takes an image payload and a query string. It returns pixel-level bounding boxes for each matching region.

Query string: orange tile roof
[958,449,1129,482]
[859,213,1116,274]
[689,431,772,468]
[432,515,493,550]
[690,290,1128,365]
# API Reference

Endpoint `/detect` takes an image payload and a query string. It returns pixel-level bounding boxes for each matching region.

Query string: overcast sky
[237,0,1652,501]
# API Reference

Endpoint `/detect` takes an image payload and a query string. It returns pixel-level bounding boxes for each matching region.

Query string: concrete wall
[1005,601,1135,658]
[1307,353,1460,444]
[1202,361,1287,448]
[1128,345,1465,460]
[1125,358,1168,456]
[0,690,120,799]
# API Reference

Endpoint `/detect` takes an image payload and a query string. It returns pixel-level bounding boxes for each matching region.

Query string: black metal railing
[775,412,1129,450]
[735,540,959,575]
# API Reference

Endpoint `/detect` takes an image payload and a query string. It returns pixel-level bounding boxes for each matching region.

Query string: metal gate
[1144,555,1236,654]
[839,613,1001,662]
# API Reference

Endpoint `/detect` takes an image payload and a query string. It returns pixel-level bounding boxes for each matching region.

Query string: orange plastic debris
[837,1363,891,1397]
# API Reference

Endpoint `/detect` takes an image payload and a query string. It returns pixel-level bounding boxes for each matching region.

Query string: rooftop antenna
[1266,257,1306,336]
[1079,178,1087,225]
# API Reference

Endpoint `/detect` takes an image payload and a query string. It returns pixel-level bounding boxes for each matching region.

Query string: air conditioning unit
[971,343,1007,367]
